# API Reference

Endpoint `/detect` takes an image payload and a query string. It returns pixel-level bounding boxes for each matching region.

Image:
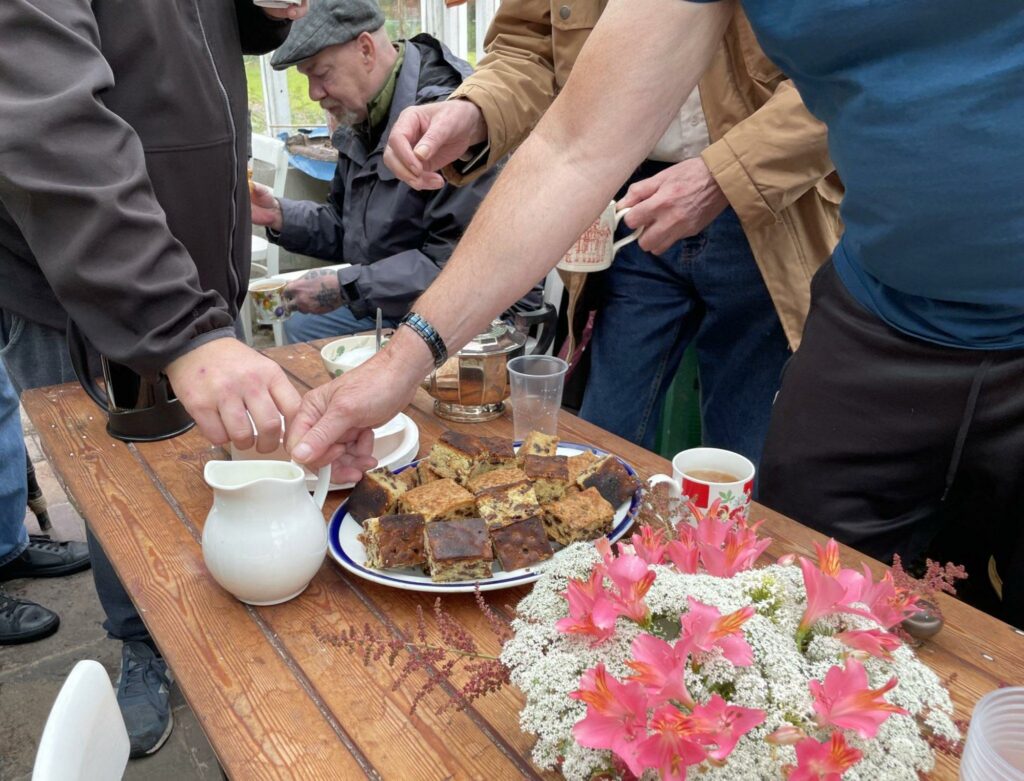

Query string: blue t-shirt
[690,0,1024,349]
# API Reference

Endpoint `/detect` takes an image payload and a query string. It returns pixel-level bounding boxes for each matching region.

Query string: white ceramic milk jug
[202,460,330,605]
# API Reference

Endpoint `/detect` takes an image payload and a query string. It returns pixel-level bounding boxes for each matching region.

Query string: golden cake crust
[398,478,477,523]
[475,480,542,529]
[542,486,615,546]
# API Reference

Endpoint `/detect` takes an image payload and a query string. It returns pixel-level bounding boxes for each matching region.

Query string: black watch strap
[399,312,448,369]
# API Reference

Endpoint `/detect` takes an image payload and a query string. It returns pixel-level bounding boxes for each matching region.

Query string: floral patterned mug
[249,279,290,324]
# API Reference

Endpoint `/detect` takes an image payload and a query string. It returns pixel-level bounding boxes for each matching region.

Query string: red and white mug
[648,447,755,520]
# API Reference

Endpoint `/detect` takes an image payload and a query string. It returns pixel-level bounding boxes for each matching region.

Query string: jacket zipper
[190,0,241,311]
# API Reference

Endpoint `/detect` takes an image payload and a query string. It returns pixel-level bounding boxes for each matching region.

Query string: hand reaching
[164,337,302,454]
[383,100,488,190]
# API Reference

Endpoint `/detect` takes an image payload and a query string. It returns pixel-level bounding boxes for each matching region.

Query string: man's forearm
[398,0,734,355]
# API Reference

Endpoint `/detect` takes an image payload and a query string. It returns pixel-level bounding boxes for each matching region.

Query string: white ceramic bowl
[320,335,384,378]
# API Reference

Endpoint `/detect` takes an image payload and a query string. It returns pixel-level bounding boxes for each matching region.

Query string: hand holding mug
[253,0,308,21]
[557,200,646,273]
[250,181,283,232]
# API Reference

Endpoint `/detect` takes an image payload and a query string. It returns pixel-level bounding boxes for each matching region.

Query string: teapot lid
[456,319,526,356]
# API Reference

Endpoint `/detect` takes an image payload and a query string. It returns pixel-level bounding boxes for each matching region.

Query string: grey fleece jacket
[0,0,289,376]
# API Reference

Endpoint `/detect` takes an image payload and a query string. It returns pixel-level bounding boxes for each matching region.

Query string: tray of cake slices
[327,428,643,592]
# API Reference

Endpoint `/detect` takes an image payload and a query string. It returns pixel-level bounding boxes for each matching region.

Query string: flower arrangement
[501,501,962,780]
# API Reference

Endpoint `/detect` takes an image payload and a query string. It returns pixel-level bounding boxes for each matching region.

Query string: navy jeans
[579,164,790,468]
[0,360,29,567]
[284,305,400,344]
[0,311,149,642]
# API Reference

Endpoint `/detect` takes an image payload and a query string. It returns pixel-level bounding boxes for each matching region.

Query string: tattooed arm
[282,268,344,314]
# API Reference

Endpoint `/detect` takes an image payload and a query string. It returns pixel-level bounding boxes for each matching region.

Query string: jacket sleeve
[442,0,557,186]
[701,79,835,230]
[0,0,235,377]
[273,192,347,261]
[234,0,291,55]
[339,172,497,319]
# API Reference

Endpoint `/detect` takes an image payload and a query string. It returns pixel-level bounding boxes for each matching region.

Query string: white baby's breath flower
[504,553,959,779]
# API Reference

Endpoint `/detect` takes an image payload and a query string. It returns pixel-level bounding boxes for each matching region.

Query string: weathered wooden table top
[22,341,1024,780]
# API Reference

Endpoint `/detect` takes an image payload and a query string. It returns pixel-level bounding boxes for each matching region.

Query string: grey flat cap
[270,0,386,69]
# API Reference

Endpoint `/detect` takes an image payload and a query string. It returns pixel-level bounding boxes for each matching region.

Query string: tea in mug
[683,468,741,483]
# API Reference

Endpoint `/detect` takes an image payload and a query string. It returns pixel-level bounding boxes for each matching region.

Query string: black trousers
[759,262,1024,627]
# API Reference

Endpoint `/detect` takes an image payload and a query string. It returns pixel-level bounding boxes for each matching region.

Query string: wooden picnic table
[21,340,1024,780]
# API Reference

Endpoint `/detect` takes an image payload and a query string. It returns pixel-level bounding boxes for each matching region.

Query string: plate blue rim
[327,441,642,592]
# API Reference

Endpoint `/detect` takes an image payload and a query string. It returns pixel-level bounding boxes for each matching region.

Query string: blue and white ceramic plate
[327,442,642,593]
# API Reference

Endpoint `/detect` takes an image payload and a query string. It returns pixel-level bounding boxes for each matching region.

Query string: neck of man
[364,42,405,142]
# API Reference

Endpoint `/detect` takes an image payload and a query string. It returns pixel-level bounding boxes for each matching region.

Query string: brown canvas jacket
[445,0,843,348]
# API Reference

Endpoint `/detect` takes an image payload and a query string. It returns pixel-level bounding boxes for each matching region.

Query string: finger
[414,170,447,190]
[190,406,230,448]
[382,145,424,188]
[270,373,303,428]
[352,426,375,458]
[291,407,357,466]
[245,390,284,454]
[219,397,256,451]
[618,178,659,209]
[384,116,426,177]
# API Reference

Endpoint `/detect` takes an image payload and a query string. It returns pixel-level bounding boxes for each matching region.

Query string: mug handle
[311,464,331,509]
[612,206,645,252]
[647,473,682,502]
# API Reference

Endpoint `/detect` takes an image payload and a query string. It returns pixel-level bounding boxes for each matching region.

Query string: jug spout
[203,459,305,492]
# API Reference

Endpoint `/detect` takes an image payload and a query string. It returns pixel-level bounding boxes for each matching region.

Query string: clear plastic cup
[961,687,1024,780]
[507,355,568,441]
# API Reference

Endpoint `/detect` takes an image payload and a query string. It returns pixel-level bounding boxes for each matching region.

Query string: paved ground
[0,326,278,780]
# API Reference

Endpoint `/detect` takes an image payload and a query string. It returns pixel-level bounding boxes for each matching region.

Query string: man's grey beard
[330,107,363,128]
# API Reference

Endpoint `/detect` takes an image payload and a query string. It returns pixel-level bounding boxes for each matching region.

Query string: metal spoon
[375,307,383,353]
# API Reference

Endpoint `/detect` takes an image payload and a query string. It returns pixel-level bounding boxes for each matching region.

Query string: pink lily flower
[679,597,756,667]
[625,633,694,708]
[787,732,863,781]
[797,556,859,633]
[636,705,708,781]
[571,664,650,777]
[629,525,668,566]
[606,553,656,624]
[835,629,902,660]
[699,523,772,578]
[693,499,732,548]
[690,694,765,761]
[556,568,620,644]
[859,570,920,630]
[665,525,700,574]
[765,725,807,746]
[809,658,908,738]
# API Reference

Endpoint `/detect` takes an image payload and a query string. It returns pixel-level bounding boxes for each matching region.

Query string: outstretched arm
[288,0,735,469]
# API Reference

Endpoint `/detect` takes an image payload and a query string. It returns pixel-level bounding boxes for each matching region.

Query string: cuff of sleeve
[160,326,238,373]
[702,138,780,229]
[273,198,304,248]
[441,85,509,186]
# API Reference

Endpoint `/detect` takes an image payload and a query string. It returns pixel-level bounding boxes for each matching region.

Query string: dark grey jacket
[0,0,288,376]
[272,35,540,319]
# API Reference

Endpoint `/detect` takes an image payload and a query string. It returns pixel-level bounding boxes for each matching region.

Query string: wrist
[450,97,488,147]
[381,323,436,380]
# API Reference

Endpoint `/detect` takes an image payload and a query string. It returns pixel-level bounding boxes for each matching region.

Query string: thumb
[290,406,358,466]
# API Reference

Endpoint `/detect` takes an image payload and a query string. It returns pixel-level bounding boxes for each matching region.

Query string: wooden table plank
[22,384,370,781]
[23,343,1024,781]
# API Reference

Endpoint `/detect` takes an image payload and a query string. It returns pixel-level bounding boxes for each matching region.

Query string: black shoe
[0,536,90,581]
[117,641,174,758]
[0,591,60,644]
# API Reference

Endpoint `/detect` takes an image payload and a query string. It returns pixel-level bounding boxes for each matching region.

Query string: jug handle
[65,319,109,410]
[310,464,331,509]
